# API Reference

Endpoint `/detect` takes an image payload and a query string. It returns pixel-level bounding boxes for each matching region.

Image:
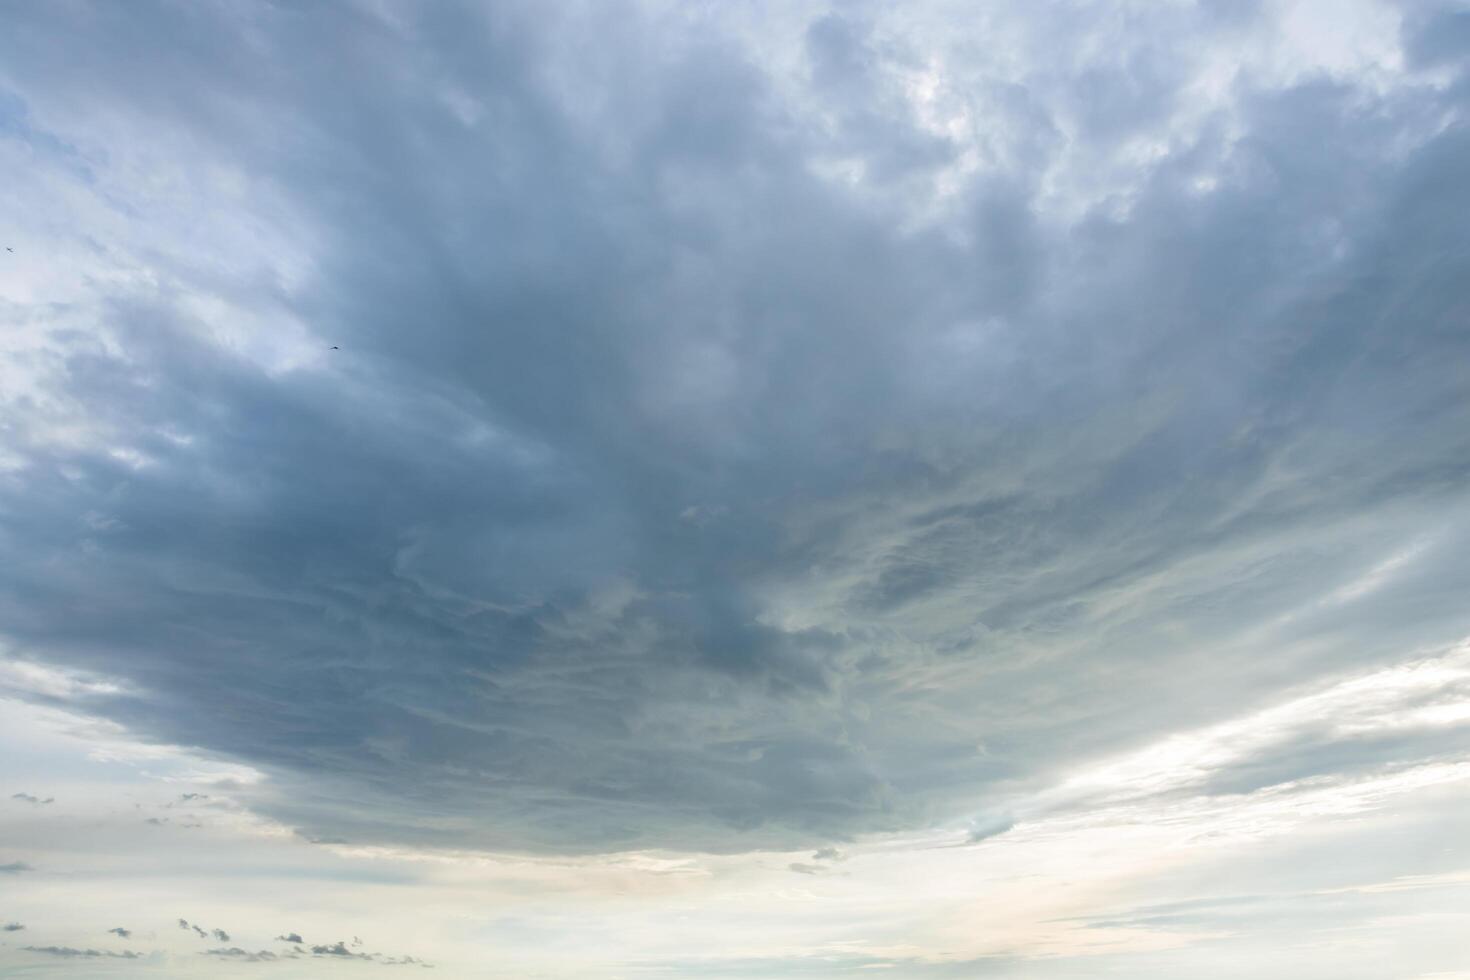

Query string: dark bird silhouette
[4,247,12,252]
[330,346,339,350]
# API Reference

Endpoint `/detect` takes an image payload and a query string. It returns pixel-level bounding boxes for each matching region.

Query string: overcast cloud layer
[4,1,1470,976]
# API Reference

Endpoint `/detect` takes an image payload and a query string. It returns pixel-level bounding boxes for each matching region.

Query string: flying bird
[330,346,339,350]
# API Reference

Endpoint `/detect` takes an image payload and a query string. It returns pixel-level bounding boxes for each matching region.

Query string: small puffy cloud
[107,927,132,939]
[212,928,231,942]
[3,922,24,932]
[311,941,360,957]
[276,932,304,944]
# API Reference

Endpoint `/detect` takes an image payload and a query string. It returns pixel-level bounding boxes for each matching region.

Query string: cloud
[3,922,24,931]
[206,947,279,962]
[312,941,362,957]
[10,793,53,804]
[377,954,432,967]
[22,946,143,959]
[966,814,1016,845]
[0,0,1467,870]
[0,862,34,874]
[300,940,427,967]
[107,927,132,939]
[276,932,304,944]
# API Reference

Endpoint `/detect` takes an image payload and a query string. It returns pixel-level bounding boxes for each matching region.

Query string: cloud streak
[22,946,143,960]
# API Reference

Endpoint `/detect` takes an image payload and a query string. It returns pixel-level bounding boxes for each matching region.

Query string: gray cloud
[0,0,1468,861]
[377,954,431,967]
[788,862,825,875]
[302,940,428,967]
[3,922,24,931]
[10,793,53,805]
[206,947,280,962]
[276,932,304,944]
[0,862,34,874]
[107,927,131,939]
[23,946,144,959]
[312,941,362,957]
[965,813,1015,845]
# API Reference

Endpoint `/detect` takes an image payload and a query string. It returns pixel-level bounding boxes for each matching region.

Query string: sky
[2,0,1470,976]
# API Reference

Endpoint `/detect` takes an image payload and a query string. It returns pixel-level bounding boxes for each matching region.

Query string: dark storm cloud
[1,0,1469,858]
